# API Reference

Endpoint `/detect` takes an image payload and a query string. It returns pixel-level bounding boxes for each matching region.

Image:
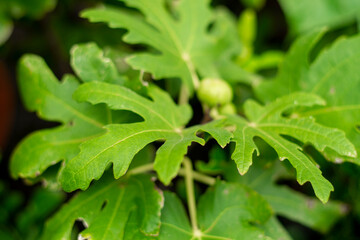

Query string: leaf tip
[347,149,358,158]
[237,167,248,176]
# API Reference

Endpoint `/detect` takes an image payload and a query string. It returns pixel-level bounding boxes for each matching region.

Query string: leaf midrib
[132,177,161,234]
[252,126,330,199]
[52,181,118,233]
[259,123,334,146]
[311,51,360,93]
[100,188,126,240]
[71,128,176,175]
[82,87,177,130]
[40,86,104,128]
[136,0,199,87]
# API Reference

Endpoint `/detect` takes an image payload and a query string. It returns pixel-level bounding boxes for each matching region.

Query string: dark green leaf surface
[279,0,360,35]
[227,92,356,202]
[60,81,232,191]
[0,0,56,45]
[159,181,282,240]
[225,158,347,233]
[261,217,292,240]
[41,174,163,240]
[16,188,64,238]
[255,30,326,102]
[11,0,57,19]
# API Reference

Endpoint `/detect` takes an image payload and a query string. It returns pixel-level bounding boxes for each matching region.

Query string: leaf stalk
[183,157,200,235]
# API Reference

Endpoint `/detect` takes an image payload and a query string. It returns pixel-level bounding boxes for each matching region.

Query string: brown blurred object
[0,61,15,149]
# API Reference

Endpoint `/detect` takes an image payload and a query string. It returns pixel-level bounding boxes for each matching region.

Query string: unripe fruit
[197,78,233,107]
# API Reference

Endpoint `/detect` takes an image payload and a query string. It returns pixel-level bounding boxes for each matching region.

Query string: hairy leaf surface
[227,92,356,202]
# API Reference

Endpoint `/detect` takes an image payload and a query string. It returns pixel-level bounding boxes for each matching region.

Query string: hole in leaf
[100,200,108,211]
[68,120,74,126]
[206,21,215,33]
[248,220,260,227]
[71,218,88,238]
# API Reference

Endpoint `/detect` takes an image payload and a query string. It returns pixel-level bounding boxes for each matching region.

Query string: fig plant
[6,0,360,239]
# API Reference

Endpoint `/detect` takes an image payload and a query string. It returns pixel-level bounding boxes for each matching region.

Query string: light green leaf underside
[60,81,232,191]
[256,32,360,165]
[227,92,356,203]
[279,0,360,35]
[41,174,163,240]
[10,55,108,179]
[160,181,284,240]
[225,158,347,233]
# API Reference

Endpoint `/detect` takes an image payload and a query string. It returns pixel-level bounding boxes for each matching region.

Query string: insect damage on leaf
[41,174,163,240]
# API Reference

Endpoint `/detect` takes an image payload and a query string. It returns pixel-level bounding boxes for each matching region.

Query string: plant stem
[127,163,154,176]
[127,162,216,186]
[178,169,216,185]
[183,157,200,235]
[178,84,189,105]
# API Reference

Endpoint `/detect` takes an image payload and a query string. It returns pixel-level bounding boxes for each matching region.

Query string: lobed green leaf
[10,55,108,179]
[227,92,356,202]
[41,174,163,240]
[279,0,360,35]
[255,32,360,165]
[60,81,232,191]
[225,157,348,233]
[159,181,285,240]
[70,42,125,84]
[81,0,253,93]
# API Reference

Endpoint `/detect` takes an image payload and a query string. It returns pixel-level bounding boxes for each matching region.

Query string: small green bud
[238,9,257,46]
[197,78,233,107]
[219,103,237,115]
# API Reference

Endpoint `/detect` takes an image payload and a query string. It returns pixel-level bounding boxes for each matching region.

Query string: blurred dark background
[1,0,359,239]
